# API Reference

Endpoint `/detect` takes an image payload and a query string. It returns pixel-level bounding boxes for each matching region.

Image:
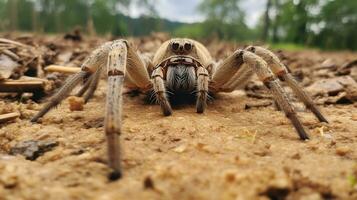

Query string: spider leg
[246,46,328,123]
[196,66,209,113]
[152,67,172,116]
[211,50,245,91]
[211,50,309,140]
[31,41,113,122]
[76,73,95,97]
[75,68,102,103]
[82,68,102,103]
[220,64,254,92]
[211,50,256,92]
[32,40,152,180]
[104,41,127,180]
[30,71,89,122]
[242,51,309,140]
[105,40,151,180]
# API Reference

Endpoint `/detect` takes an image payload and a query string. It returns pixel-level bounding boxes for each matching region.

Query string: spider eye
[172,42,179,51]
[184,43,192,51]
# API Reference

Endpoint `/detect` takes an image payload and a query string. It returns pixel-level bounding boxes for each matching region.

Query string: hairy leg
[211,50,245,90]
[31,71,89,122]
[83,68,102,103]
[76,73,95,97]
[104,40,152,180]
[211,50,310,140]
[246,46,328,123]
[31,41,113,122]
[152,67,172,116]
[241,50,309,139]
[75,68,102,103]
[220,64,254,92]
[196,66,209,113]
[105,41,127,180]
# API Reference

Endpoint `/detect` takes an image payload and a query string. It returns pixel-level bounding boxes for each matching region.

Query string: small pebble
[67,96,84,111]
[291,153,301,160]
[351,114,357,121]
[336,146,350,156]
[224,171,236,183]
[9,140,59,160]
[173,144,187,153]
[143,176,155,189]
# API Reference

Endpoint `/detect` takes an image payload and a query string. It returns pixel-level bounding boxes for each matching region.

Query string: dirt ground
[1,34,357,200]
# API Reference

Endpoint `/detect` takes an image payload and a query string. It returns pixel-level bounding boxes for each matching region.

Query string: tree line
[0,0,356,50]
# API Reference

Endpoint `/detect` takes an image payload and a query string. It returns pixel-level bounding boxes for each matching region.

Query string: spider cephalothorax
[31,38,328,180]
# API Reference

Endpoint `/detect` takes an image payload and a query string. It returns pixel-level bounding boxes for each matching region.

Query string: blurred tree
[0,0,7,30]
[262,0,272,41]
[2,0,357,50]
[9,0,19,31]
[271,0,282,43]
[316,0,357,50]
[198,0,254,41]
[0,0,157,35]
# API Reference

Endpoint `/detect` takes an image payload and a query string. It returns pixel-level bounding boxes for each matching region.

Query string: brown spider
[31,38,328,180]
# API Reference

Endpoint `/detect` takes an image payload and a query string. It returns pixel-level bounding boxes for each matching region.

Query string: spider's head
[169,39,194,55]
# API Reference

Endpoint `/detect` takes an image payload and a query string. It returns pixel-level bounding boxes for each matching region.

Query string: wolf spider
[31,38,328,180]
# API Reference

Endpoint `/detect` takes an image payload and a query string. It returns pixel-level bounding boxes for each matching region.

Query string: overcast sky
[128,0,267,27]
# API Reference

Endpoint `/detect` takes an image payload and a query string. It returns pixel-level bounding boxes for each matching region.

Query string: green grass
[268,43,317,51]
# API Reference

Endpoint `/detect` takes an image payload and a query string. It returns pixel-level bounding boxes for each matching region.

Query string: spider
[31,38,328,180]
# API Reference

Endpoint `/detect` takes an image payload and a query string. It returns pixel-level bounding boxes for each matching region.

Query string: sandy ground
[1,35,357,200]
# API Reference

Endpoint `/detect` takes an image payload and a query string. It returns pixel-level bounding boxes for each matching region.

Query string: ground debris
[67,96,84,111]
[260,186,290,200]
[318,58,338,70]
[0,112,20,123]
[335,146,351,156]
[9,140,59,160]
[306,76,357,104]
[245,100,272,109]
[0,54,20,80]
[336,59,357,77]
[143,176,155,190]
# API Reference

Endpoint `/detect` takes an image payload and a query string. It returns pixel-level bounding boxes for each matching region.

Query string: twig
[0,49,20,61]
[45,65,81,74]
[245,91,273,99]
[245,100,272,109]
[0,38,30,48]
[0,112,20,123]
[0,79,45,92]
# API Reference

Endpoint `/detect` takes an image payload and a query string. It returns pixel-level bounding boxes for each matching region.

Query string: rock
[318,59,337,70]
[291,153,301,160]
[83,117,104,129]
[223,170,237,183]
[57,51,73,64]
[173,144,187,153]
[67,96,84,111]
[306,76,357,104]
[143,176,155,190]
[335,146,350,156]
[307,76,356,95]
[345,85,357,102]
[351,67,357,81]
[245,100,272,109]
[0,54,20,80]
[336,59,357,76]
[351,114,357,121]
[307,79,341,96]
[9,140,59,160]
